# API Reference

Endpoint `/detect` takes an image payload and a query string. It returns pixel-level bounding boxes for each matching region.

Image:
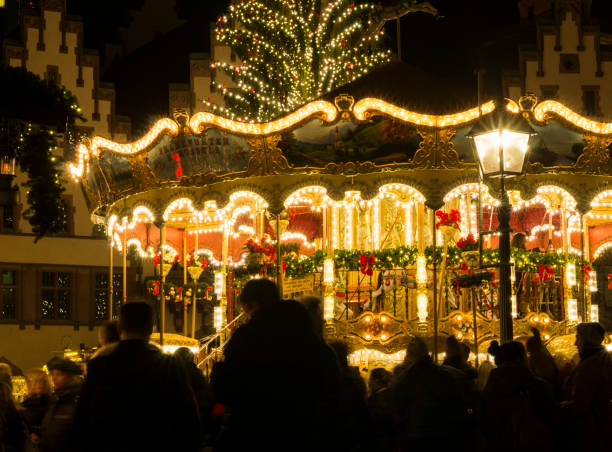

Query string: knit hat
[576,322,606,346]
[46,357,83,375]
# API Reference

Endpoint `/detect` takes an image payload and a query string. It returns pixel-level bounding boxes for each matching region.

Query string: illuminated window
[94,272,121,321]
[41,271,72,320]
[0,270,17,320]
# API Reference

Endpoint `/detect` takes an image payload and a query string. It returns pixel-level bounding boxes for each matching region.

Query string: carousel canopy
[70,94,612,230]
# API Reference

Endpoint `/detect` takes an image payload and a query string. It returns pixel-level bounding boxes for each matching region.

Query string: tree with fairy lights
[209,0,436,122]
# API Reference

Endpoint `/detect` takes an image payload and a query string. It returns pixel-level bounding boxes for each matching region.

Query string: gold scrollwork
[411,128,461,169]
[573,135,612,174]
[246,135,291,176]
[126,152,159,189]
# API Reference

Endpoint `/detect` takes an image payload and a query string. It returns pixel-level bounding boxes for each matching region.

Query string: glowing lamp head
[468,105,534,178]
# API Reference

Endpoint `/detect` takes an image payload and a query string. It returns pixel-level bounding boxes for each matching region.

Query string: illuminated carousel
[69,94,612,368]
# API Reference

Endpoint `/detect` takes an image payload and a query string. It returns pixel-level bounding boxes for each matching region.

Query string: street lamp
[468,102,535,343]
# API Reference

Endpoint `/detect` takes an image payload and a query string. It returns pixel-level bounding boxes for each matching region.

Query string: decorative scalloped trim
[353,98,496,127]
[534,100,612,134]
[189,100,337,135]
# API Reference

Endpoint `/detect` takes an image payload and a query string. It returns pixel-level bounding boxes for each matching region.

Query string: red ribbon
[153,254,160,267]
[172,153,183,178]
[359,254,376,276]
[607,274,612,290]
[152,281,160,296]
[538,264,554,281]
[282,261,287,273]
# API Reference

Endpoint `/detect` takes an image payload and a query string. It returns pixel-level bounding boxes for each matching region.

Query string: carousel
[68,93,612,369]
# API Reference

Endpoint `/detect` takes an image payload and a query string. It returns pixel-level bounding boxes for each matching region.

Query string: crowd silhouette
[0,279,611,451]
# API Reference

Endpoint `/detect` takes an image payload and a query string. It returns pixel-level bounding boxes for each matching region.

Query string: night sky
[2,0,612,133]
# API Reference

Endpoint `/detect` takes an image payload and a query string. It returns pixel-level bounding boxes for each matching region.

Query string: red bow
[583,264,591,282]
[360,254,376,276]
[607,274,612,290]
[153,254,160,267]
[172,153,183,178]
[282,261,287,273]
[538,264,554,281]
[201,257,208,270]
[152,281,160,296]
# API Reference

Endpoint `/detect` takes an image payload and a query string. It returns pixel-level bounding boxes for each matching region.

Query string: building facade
[507,0,612,118]
[0,0,131,371]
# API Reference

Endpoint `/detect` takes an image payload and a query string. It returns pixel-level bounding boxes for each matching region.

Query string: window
[41,271,72,320]
[0,270,17,320]
[582,86,601,117]
[540,85,558,100]
[559,54,580,73]
[45,66,60,86]
[94,272,122,320]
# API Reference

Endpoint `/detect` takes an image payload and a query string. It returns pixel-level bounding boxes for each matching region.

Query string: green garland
[452,271,494,288]
[277,246,587,279]
[0,66,85,241]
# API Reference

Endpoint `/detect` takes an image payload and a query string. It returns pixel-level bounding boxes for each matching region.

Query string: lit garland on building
[211,0,395,121]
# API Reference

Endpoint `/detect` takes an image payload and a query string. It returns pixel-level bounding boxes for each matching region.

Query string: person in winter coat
[526,327,559,392]
[211,279,341,452]
[367,368,395,452]
[174,347,215,446]
[20,369,51,448]
[328,340,374,452]
[39,358,82,452]
[482,341,555,452]
[442,337,478,400]
[392,337,467,451]
[74,302,200,452]
[563,322,612,451]
[0,364,26,452]
[91,320,120,358]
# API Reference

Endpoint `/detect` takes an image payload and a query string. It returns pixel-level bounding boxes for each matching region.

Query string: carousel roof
[69,95,612,228]
[324,61,477,116]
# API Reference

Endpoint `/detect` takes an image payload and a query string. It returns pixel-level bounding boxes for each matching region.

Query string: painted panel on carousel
[280,117,421,167]
[146,131,251,180]
[95,153,133,190]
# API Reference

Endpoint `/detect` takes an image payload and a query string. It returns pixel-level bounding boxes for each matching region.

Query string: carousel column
[220,221,229,334]
[159,223,166,346]
[192,232,198,338]
[108,237,113,320]
[581,215,589,320]
[546,205,554,252]
[561,205,568,254]
[183,230,188,333]
[255,202,264,239]
[416,202,428,326]
[122,219,128,303]
[275,214,283,295]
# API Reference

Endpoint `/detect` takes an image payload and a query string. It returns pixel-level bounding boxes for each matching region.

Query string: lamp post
[468,102,534,343]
